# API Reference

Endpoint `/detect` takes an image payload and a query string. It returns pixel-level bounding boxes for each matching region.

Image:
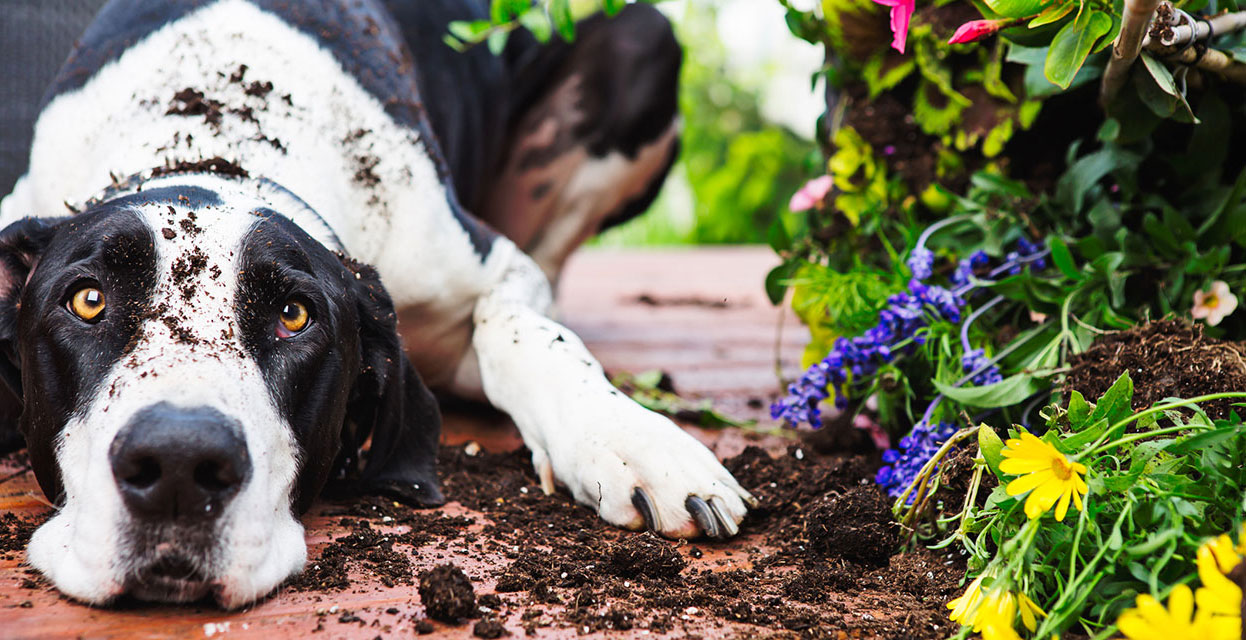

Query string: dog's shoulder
[53,0,419,126]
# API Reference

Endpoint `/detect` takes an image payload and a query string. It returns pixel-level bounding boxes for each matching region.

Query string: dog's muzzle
[109,403,251,520]
[107,402,251,602]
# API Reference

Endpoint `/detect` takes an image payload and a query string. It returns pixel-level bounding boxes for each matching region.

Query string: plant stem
[914,214,973,252]
[1084,392,1246,455]
[961,295,1006,352]
[1151,44,1246,83]
[1102,0,1162,107]
[1033,502,1134,636]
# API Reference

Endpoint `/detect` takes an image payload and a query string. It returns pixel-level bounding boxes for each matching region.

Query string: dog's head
[0,174,441,608]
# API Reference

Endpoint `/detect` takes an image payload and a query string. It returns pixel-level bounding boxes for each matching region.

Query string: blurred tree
[597,0,821,246]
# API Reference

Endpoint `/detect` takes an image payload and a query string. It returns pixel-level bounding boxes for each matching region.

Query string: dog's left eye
[68,286,106,322]
[276,300,310,338]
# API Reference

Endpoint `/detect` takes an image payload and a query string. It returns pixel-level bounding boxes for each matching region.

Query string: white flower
[1192,281,1238,326]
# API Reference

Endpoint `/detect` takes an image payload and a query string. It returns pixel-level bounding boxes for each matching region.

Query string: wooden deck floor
[0,246,807,639]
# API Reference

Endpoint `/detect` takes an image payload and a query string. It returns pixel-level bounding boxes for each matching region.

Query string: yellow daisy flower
[1017,591,1046,632]
[947,572,989,626]
[1194,535,1243,622]
[976,590,1022,640]
[1116,584,1238,640]
[999,430,1088,521]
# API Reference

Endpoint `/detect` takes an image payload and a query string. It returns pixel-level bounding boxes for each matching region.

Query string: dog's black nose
[109,403,251,520]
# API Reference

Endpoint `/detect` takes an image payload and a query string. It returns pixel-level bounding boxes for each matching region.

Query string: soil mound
[1066,319,1246,419]
[418,564,477,622]
[804,485,899,566]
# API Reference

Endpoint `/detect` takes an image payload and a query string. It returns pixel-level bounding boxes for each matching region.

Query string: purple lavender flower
[951,250,989,287]
[771,279,968,428]
[961,348,1003,386]
[907,246,935,281]
[875,421,959,502]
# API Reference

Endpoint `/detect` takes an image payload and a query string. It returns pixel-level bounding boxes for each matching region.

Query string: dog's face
[0,176,441,608]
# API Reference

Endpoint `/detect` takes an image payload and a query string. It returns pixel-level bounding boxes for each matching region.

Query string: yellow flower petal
[1054,485,1072,522]
[1006,469,1054,496]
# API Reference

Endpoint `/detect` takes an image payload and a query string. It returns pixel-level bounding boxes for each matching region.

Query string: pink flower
[788,175,833,212]
[1192,281,1239,326]
[948,19,1004,44]
[853,413,891,450]
[872,0,915,53]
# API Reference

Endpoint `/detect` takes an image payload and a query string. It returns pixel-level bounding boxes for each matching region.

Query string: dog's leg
[467,241,753,539]
[478,4,681,284]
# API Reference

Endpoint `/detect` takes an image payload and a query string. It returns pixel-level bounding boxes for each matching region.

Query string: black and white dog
[0,0,753,609]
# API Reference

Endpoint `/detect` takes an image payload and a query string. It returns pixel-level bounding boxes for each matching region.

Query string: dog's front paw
[535,403,755,540]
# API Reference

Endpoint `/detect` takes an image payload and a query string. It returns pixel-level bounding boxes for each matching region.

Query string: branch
[1101,0,1162,107]
[1150,43,1246,83]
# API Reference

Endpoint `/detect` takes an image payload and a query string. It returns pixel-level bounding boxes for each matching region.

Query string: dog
[0,0,754,609]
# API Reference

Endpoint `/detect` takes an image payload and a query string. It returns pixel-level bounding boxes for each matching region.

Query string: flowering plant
[906,376,1246,637]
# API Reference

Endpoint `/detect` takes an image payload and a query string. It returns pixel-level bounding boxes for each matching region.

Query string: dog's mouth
[125,554,215,603]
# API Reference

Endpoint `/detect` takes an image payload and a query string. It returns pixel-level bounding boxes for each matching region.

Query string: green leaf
[765,261,798,306]
[1049,236,1082,280]
[549,0,576,41]
[487,29,510,55]
[985,0,1047,19]
[1141,53,1196,122]
[448,19,494,42]
[934,373,1042,408]
[518,7,552,42]
[1028,2,1074,27]
[1089,371,1134,426]
[1067,390,1092,427]
[1055,147,1141,213]
[978,425,1008,478]
[1045,10,1113,89]
[1166,425,1246,455]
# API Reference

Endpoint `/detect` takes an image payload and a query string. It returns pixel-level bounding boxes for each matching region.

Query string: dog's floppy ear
[341,257,445,506]
[0,217,64,453]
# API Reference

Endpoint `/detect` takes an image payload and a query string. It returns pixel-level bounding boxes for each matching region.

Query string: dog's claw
[537,458,556,495]
[709,496,739,537]
[686,495,727,540]
[632,488,661,533]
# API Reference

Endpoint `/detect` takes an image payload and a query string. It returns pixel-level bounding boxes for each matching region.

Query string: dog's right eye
[68,286,106,322]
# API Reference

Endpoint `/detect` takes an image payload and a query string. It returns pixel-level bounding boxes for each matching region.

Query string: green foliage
[906,377,1246,636]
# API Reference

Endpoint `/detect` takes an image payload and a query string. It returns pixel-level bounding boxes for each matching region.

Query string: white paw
[534,400,755,540]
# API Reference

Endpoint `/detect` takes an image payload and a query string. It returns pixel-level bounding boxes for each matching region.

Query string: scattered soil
[0,512,39,557]
[418,564,478,622]
[290,443,963,637]
[1066,319,1246,419]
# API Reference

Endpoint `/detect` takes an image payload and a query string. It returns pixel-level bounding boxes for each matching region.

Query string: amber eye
[68,286,106,322]
[277,300,310,337]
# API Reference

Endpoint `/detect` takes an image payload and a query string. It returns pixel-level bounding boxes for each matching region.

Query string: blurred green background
[593,0,827,247]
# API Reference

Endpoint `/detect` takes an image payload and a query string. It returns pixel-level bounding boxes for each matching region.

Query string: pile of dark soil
[301,442,963,637]
[1066,319,1246,419]
[418,564,477,622]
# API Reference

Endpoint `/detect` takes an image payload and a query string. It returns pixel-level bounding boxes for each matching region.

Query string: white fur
[27,177,305,608]
[470,243,752,538]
